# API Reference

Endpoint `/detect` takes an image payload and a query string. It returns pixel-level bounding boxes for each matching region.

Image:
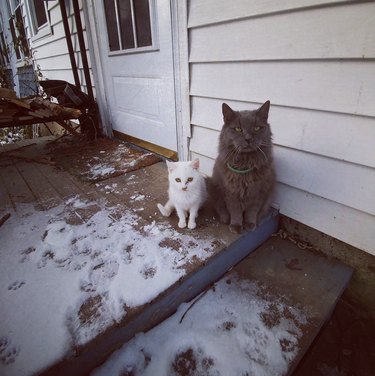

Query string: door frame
[83,0,190,160]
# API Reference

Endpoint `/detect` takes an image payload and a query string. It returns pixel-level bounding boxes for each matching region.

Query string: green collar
[226,162,253,174]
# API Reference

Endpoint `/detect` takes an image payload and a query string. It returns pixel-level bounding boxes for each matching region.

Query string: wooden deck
[1,136,273,375]
[0,137,352,376]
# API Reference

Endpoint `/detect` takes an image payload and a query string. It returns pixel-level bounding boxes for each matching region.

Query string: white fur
[157,159,207,229]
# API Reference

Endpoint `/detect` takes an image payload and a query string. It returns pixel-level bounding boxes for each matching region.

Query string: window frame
[105,0,159,57]
[0,19,11,67]
[7,0,32,63]
[26,0,52,42]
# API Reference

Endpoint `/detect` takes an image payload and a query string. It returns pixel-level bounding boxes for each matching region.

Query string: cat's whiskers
[257,146,268,162]
[232,146,242,163]
[224,146,238,163]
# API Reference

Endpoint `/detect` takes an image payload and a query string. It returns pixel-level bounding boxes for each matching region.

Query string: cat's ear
[222,103,235,123]
[190,158,200,170]
[257,100,270,121]
[166,160,177,173]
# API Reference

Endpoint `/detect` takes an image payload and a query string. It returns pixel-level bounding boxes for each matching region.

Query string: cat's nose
[182,186,187,191]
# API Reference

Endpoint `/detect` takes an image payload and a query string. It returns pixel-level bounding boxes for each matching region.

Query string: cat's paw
[157,203,168,217]
[187,221,197,230]
[229,224,242,234]
[178,220,187,228]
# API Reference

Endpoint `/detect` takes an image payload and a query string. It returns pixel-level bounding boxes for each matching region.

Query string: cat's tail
[157,201,174,217]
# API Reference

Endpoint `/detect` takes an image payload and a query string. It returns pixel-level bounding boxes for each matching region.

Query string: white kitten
[157,159,207,229]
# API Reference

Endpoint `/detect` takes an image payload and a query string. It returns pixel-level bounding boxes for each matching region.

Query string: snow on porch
[0,137,242,376]
[0,137,353,376]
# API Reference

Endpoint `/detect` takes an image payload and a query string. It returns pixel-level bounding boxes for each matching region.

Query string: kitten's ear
[166,160,177,172]
[257,100,270,121]
[191,158,200,170]
[222,103,235,123]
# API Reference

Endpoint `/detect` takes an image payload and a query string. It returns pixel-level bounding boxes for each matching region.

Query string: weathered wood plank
[189,2,375,61]
[16,160,63,210]
[0,163,36,207]
[0,169,14,213]
[188,0,355,28]
[190,61,375,117]
[36,162,90,201]
[190,96,375,168]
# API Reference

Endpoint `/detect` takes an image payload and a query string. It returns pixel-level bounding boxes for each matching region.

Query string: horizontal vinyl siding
[190,127,375,216]
[188,0,375,253]
[188,0,354,27]
[190,61,375,117]
[191,151,375,255]
[190,3,375,61]
[191,97,375,168]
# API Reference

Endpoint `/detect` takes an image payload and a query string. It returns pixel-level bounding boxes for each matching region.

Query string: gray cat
[209,101,275,234]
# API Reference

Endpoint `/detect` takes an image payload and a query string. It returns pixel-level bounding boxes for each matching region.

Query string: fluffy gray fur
[209,101,275,234]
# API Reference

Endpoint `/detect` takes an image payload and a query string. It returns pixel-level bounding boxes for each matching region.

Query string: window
[8,1,30,60]
[28,0,51,40]
[0,20,10,67]
[32,0,48,29]
[8,15,21,59]
[15,6,30,57]
[103,0,155,53]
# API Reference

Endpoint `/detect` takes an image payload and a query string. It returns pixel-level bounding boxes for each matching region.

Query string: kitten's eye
[187,177,193,182]
[235,127,242,133]
[254,126,260,131]
[175,178,181,182]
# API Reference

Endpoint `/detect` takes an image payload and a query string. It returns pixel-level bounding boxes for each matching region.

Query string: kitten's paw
[188,221,197,230]
[178,220,187,228]
[229,224,242,234]
[157,203,169,217]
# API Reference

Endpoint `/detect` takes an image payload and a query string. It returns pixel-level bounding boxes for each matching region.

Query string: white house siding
[187,0,375,254]
[26,0,93,95]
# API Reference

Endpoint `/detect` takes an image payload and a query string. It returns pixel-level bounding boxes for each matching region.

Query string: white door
[94,0,177,152]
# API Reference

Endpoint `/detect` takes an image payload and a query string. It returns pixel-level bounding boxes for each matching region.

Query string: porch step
[40,209,279,376]
[93,236,353,376]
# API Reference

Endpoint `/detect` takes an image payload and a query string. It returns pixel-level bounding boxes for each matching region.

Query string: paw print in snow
[0,336,10,352]
[88,260,119,291]
[8,280,25,291]
[0,336,20,365]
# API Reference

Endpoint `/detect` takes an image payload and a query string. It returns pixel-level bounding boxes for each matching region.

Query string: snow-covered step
[38,210,279,376]
[92,236,353,376]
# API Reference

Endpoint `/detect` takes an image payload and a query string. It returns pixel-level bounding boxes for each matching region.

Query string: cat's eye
[175,178,181,182]
[254,126,260,131]
[235,127,242,133]
[187,177,193,182]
